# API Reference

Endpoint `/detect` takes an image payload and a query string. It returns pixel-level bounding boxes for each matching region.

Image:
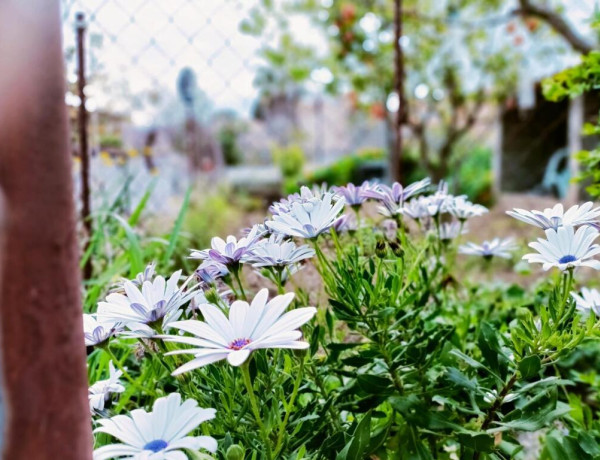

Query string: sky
[60,0,598,126]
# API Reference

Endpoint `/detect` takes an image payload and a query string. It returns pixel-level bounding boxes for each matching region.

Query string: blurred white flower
[571,287,600,316]
[399,196,430,221]
[459,238,516,260]
[97,270,196,337]
[247,234,315,268]
[437,222,467,242]
[162,288,316,374]
[421,181,462,217]
[507,202,600,230]
[333,181,376,206]
[89,361,125,413]
[523,225,600,271]
[190,226,261,266]
[83,314,121,347]
[195,260,229,284]
[365,178,431,217]
[93,393,217,459]
[447,196,488,221]
[270,185,332,215]
[266,191,345,238]
[129,262,157,288]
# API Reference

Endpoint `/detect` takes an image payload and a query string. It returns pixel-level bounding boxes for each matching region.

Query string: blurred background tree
[242,0,596,184]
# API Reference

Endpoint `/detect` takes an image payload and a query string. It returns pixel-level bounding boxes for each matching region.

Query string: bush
[87,180,600,459]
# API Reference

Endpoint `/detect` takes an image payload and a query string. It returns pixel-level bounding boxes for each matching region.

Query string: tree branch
[517,0,594,54]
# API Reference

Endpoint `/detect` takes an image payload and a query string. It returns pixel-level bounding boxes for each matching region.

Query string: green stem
[104,347,156,396]
[560,268,574,316]
[241,363,273,460]
[274,267,285,295]
[308,362,342,430]
[232,265,247,301]
[274,357,305,456]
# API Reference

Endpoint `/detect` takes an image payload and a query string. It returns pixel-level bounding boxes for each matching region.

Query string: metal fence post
[76,12,93,280]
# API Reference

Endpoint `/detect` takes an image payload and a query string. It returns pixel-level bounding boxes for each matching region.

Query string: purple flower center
[144,439,168,452]
[229,338,251,350]
[559,255,577,264]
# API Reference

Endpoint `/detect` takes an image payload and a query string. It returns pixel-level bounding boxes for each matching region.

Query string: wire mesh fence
[61,1,385,163]
[60,0,395,216]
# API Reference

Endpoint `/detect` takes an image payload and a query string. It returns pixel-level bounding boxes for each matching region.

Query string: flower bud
[389,240,404,258]
[375,239,387,258]
[226,444,245,460]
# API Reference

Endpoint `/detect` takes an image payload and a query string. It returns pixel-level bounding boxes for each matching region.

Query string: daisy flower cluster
[84,176,600,459]
[507,202,600,272]
[507,202,600,320]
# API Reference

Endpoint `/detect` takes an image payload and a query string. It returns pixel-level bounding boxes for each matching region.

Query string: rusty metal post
[76,12,93,280]
[391,0,406,183]
[0,1,94,458]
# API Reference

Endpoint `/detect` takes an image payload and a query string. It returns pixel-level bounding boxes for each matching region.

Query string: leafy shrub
[99,134,124,149]
[218,125,243,166]
[86,179,600,459]
[305,147,386,186]
[272,143,306,194]
[451,146,493,205]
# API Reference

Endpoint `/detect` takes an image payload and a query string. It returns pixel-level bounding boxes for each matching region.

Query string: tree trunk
[0,1,93,458]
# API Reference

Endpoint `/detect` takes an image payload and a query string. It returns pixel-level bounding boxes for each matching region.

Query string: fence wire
[60,0,380,168]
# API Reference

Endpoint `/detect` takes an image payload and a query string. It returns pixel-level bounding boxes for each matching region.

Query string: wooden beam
[0,1,93,458]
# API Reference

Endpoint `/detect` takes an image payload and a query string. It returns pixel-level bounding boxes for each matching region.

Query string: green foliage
[451,146,493,204]
[272,143,306,194]
[183,188,244,253]
[99,134,124,149]
[543,51,600,198]
[86,182,600,458]
[305,148,385,186]
[218,125,243,166]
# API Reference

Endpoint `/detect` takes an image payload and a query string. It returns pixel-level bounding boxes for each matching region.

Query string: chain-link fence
[62,2,384,162]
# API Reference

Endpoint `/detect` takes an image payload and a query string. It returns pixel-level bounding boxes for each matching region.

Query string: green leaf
[578,431,600,457]
[161,186,191,266]
[543,435,569,460]
[335,412,371,460]
[478,322,501,373]
[109,213,144,277]
[446,367,478,392]
[458,432,495,453]
[518,355,541,379]
[356,374,393,395]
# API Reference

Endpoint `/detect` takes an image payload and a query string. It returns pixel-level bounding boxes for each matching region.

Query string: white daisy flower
[523,225,600,271]
[97,270,196,337]
[437,222,467,242]
[130,262,157,288]
[269,185,332,215]
[447,196,488,221]
[83,314,122,347]
[265,191,346,239]
[364,177,431,216]
[89,361,125,413]
[507,202,600,230]
[459,238,517,260]
[247,235,315,268]
[93,393,217,460]
[162,288,317,375]
[399,197,430,221]
[190,226,261,267]
[571,287,600,316]
[420,181,465,217]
